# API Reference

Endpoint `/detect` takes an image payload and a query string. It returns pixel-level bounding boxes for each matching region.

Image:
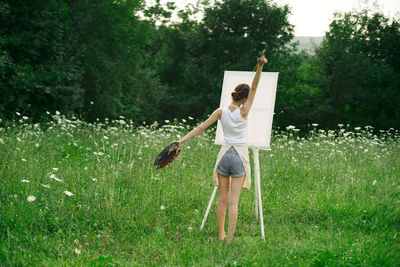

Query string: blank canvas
[215,71,279,150]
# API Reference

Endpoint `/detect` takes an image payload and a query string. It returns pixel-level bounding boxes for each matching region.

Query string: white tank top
[220,107,248,143]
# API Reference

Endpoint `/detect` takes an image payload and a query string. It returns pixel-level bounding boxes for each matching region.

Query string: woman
[178,55,268,242]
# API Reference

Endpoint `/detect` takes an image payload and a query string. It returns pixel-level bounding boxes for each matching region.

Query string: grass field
[1,113,399,266]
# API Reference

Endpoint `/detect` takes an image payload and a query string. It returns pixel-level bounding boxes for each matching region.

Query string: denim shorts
[216,146,246,178]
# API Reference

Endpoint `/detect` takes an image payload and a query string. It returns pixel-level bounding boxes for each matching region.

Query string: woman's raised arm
[240,55,268,118]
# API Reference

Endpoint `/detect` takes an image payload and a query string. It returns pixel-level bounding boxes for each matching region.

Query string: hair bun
[232,83,250,101]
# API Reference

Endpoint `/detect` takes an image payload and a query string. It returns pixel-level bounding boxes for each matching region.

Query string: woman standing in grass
[178,55,268,242]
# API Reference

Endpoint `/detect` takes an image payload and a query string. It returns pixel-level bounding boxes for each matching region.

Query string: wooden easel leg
[252,148,265,240]
[200,185,218,230]
[254,160,259,219]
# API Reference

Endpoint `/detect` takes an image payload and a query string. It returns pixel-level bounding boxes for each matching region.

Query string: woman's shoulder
[237,107,248,121]
[213,107,223,119]
[217,107,224,113]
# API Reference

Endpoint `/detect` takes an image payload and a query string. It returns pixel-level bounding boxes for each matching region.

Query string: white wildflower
[53,167,58,171]
[35,143,40,147]
[91,178,97,182]
[54,177,63,182]
[64,190,74,197]
[17,137,21,142]
[74,248,81,255]
[164,120,170,123]
[21,158,27,162]
[160,205,165,211]
[103,136,108,140]
[41,184,50,188]
[49,174,63,182]
[55,111,60,115]
[84,167,88,171]
[354,127,361,130]
[90,101,94,105]
[188,116,194,120]
[312,123,318,127]
[373,180,377,186]
[21,179,30,183]
[188,226,193,232]
[22,116,29,120]
[286,125,296,130]
[182,119,187,123]
[0,138,4,145]
[338,124,344,127]
[16,112,21,116]
[27,195,36,202]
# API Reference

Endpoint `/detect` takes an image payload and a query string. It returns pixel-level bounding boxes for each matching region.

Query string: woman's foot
[219,233,226,241]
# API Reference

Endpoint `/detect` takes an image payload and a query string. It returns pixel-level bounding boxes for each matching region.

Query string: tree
[0,1,83,120]
[307,9,400,129]
[68,0,156,121]
[0,0,166,123]
[196,0,294,116]
[146,0,295,120]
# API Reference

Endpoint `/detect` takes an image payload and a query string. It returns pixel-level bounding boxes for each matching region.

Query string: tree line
[0,0,399,129]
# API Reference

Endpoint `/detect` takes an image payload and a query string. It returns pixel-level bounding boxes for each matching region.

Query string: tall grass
[0,113,399,266]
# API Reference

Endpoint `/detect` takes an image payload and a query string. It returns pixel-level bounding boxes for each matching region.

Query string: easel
[200,147,266,240]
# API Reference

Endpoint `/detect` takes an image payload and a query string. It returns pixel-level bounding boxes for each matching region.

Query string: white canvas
[215,71,279,150]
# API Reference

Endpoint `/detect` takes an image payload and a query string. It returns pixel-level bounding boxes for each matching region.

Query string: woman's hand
[176,140,182,150]
[258,55,268,64]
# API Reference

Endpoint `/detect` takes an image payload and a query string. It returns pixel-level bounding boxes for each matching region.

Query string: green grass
[1,114,399,266]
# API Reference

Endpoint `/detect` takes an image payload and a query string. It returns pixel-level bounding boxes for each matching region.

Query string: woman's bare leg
[217,172,229,241]
[227,175,245,243]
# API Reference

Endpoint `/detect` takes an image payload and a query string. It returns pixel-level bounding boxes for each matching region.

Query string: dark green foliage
[146,0,294,120]
[0,1,83,120]
[0,0,163,123]
[0,0,399,129]
[301,10,400,129]
[197,0,294,116]
[68,0,153,121]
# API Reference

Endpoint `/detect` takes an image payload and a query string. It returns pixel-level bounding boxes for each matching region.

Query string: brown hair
[231,83,250,102]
